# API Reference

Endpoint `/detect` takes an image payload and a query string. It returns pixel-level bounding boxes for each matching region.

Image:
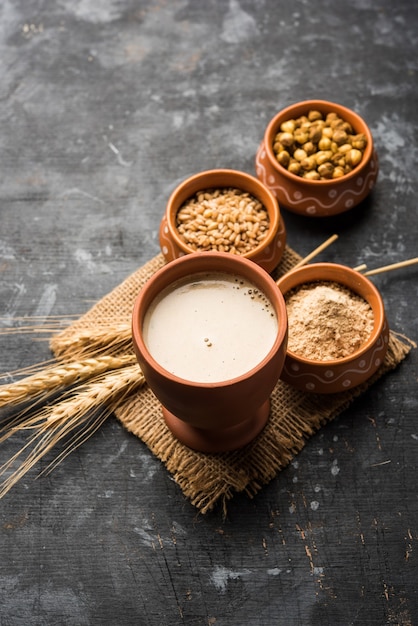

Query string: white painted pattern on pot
[255,141,378,215]
[282,319,389,393]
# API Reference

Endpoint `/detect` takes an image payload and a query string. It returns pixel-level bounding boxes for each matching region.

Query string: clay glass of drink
[132,252,288,453]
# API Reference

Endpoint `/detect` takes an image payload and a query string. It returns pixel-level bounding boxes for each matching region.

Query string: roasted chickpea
[272,109,368,179]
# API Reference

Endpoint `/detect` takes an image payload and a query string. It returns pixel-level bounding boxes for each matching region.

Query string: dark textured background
[1,1,417,624]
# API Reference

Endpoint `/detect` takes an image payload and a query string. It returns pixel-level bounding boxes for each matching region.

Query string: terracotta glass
[255,99,379,217]
[132,252,288,453]
[276,263,389,393]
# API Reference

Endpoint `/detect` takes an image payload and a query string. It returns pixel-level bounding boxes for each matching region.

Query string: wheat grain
[175,187,270,255]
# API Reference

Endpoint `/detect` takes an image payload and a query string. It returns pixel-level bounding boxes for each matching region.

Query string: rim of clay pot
[264,99,374,186]
[276,262,385,366]
[132,251,288,387]
[165,168,281,260]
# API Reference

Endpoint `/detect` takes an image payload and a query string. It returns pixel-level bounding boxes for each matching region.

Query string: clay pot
[159,168,286,273]
[132,252,288,452]
[255,99,379,217]
[276,263,389,394]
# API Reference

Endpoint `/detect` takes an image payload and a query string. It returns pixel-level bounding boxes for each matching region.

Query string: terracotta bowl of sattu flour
[159,168,287,273]
[276,263,389,393]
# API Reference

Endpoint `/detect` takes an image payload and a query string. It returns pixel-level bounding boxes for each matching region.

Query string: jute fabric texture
[50,248,412,514]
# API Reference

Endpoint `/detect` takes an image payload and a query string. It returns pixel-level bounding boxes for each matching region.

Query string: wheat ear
[0,364,145,498]
[0,354,136,408]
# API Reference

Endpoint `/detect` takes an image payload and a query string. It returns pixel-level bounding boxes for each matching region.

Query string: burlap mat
[50,247,412,514]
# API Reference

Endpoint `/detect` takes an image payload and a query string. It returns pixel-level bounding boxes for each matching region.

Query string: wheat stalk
[0,357,61,381]
[0,364,145,498]
[0,315,132,360]
[50,324,132,360]
[0,315,78,336]
[0,317,142,496]
[0,354,136,408]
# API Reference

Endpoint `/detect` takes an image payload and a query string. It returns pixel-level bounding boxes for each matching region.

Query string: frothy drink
[143,271,278,383]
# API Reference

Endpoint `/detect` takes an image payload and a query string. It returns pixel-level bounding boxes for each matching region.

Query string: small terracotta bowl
[132,251,288,453]
[255,99,379,217]
[159,168,286,273]
[276,263,389,394]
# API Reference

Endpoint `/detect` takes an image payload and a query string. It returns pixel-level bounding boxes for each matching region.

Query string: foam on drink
[142,271,278,383]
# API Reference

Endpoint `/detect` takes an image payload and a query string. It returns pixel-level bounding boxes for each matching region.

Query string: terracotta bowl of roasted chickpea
[159,168,287,273]
[276,263,390,393]
[255,100,379,217]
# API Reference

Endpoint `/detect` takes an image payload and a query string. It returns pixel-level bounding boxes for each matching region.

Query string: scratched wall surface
[0,1,417,625]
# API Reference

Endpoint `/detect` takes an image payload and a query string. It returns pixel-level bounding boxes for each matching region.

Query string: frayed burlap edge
[50,248,413,514]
